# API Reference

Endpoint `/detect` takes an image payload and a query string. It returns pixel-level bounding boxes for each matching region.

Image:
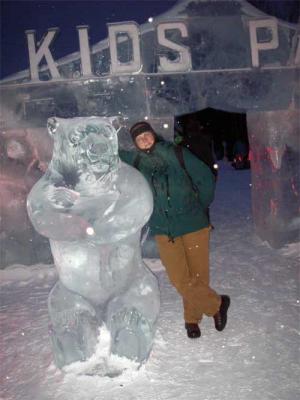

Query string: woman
[119,121,230,338]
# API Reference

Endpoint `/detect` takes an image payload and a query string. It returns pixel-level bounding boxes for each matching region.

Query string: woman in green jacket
[120,121,230,339]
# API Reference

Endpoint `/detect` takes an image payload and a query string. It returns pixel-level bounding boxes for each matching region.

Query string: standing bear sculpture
[27,116,160,372]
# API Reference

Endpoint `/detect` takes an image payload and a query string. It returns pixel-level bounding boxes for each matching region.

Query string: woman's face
[135,131,155,150]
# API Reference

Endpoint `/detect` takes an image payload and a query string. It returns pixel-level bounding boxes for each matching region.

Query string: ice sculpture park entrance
[175,104,300,249]
[0,0,299,266]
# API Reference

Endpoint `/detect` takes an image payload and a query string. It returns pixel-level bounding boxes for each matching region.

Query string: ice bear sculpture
[27,116,160,371]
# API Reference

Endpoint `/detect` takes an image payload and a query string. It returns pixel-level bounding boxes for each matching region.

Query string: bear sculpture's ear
[47,117,59,137]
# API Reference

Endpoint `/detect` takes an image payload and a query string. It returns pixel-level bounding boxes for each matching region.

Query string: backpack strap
[174,145,212,226]
[174,145,185,170]
[174,146,198,193]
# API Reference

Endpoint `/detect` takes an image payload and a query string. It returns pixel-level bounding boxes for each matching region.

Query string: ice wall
[247,104,300,247]
[1,1,297,116]
[0,128,53,265]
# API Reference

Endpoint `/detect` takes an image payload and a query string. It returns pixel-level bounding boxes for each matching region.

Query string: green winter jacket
[119,140,215,238]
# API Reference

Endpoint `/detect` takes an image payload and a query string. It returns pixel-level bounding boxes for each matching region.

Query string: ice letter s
[157,22,192,72]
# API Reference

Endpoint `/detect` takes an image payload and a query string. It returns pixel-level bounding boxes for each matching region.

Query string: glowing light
[213,163,219,170]
[160,80,165,86]
[163,123,169,129]
[86,227,95,236]
[144,116,149,120]
[148,17,153,23]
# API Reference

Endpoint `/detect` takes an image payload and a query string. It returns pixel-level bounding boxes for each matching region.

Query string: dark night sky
[1,0,299,79]
[0,0,178,79]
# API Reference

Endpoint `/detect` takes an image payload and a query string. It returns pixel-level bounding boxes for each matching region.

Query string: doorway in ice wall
[175,108,250,175]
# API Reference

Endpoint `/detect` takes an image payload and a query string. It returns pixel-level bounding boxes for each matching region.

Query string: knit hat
[130,121,155,141]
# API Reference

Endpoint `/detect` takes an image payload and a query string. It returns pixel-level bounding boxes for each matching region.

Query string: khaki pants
[155,227,221,323]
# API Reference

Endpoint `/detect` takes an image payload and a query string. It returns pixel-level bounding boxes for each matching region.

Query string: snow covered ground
[1,162,299,400]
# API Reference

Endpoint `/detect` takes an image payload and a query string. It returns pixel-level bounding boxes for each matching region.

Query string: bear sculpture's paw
[110,307,152,363]
[49,312,99,368]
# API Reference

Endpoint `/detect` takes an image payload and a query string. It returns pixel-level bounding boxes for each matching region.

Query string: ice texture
[0,128,53,266]
[247,105,300,248]
[26,116,160,371]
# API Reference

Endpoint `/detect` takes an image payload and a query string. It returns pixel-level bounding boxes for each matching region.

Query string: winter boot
[185,323,201,338]
[213,295,230,332]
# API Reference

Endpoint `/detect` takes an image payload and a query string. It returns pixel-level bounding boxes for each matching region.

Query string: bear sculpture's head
[47,117,119,191]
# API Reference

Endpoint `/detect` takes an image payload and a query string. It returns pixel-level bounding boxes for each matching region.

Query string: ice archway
[0,0,299,265]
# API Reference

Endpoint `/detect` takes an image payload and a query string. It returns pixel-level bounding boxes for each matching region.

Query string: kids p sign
[25,18,299,81]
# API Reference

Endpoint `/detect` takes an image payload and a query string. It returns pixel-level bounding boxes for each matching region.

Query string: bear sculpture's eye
[85,124,99,135]
[69,127,85,146]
